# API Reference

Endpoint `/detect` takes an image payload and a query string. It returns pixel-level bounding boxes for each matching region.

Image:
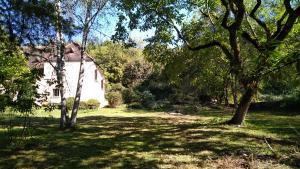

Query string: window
[101,80,104,90]
[95,69,98,81]
[53,89,60,97]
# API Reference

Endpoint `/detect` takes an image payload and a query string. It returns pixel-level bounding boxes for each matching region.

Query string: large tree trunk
[228,85,256,125]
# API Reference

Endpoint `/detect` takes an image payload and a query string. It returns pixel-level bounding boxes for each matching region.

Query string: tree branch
[260,52,300,77]
[271,11,288,39]
[220,0,230,29]
[274,3,300,42]
[241,31,260,49]
[230,0,245,29]
[249,0,271,40]
[159,15,233,62]
[284,0,293,14]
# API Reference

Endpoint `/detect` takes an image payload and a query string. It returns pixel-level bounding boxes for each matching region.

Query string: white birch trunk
[56,0,68,129]
[69,4,91,128]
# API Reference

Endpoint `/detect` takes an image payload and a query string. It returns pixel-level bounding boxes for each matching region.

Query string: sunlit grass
[0,106,299,168]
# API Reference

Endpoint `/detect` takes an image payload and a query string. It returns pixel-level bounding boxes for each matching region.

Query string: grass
[0,106,299,169]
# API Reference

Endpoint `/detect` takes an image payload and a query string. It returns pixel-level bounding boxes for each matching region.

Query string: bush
[107,83,124,92]
[0,95,10,112]
[79,101,89,109]
[86,99,100,109]
[122,88,141,103]
[66,97,75,110]
[140,90,155,109]
[106,91,122,108]
[151,99,171,110]
[127,102,144,109]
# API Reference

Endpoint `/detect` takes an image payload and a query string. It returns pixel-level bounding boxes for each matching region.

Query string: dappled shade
[0,109,299,168]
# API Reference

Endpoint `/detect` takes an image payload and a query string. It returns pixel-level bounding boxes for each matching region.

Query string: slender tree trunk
[68,1,108,128]
[224,86,229,106]
[224,75,230,106]
[228,85,257,125]
[56,0,67,129]
[69,5,90,128]
[57,45,68,129]
[57,46,67,129]
[69,47,86,127]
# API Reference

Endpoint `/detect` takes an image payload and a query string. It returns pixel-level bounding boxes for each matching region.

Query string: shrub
[106,91,122,108]
[107,83,124,92]
[0,95,10,112]
[152,99,171,110]
[66,97,75,110]
[140,90,155,109]
[122,88,141,103]
[44,103,57,112]
[127,102,143,109]
[86,99,100,109]
[79,101,89,109]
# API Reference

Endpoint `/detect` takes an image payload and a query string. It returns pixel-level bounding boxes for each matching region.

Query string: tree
[88,41,129,83]
[115,0,300,125]
[0,0,71,112]
[144,43,231,104]
[88,41,144,84]
[0,28,35,111]
[69,0,110,128]
[1,0,76,128]
[122,59,152,88]
[0,0,65,45]
[55,0,68,129]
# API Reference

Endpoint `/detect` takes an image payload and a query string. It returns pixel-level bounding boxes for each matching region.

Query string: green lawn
[0,106,299,169]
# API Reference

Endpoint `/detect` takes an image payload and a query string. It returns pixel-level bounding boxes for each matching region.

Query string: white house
[26,42,107,107]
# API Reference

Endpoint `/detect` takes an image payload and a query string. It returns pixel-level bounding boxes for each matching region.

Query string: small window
[101,80,104,90]
[53,89,60,97]
[95,69,98,81]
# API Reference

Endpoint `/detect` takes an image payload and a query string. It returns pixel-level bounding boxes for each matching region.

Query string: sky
[72,9,155,48]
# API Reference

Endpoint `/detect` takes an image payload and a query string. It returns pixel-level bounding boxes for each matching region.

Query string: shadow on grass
[0,111,299,168]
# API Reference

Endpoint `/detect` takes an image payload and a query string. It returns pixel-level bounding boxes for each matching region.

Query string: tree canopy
[114,0,300,124]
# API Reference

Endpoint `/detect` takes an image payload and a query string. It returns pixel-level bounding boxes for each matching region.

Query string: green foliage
[138,70,175,101]
[66,97,75,110]
[122,88,141,104]
[122,59,152,88]
[0,95,11,112]
[88,41,143,84]
[79,101,89,110]
[260,66,300,95]
[86,99,100,109]
[126,102,144,109]
[115,0,300,114]
[105,83,124,108]
[67,98,99,110]
[0,29,37,112]
[0,0,74,45]
[106,83,125,93]
[140,90,155,109]
[106,91,123,108]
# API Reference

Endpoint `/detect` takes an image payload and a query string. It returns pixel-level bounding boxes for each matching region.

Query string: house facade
[26,42,107,107]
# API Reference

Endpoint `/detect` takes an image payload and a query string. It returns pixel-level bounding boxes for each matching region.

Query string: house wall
[39,61,107,107]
